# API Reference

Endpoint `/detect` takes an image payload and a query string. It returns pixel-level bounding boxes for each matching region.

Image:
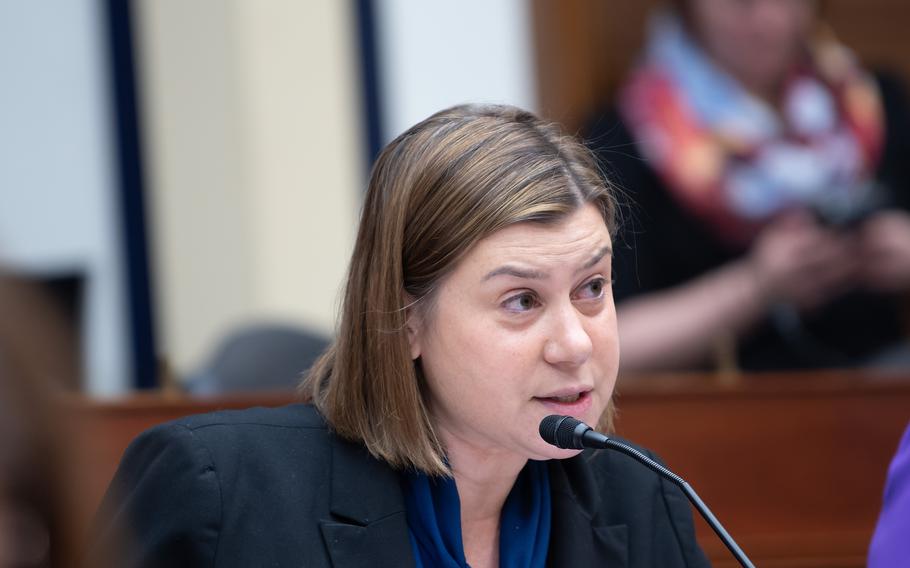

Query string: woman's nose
[543,305,593,367]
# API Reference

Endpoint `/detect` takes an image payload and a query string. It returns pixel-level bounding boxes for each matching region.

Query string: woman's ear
[404,295,421,360]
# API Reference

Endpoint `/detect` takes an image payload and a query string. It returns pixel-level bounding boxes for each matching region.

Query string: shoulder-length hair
[301,104,617,475]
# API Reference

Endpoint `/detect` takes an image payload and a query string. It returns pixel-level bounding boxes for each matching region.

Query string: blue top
[403,460,551,568]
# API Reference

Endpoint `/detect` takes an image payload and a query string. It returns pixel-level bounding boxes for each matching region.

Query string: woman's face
[688,0,815,95]
[409,204,619,462]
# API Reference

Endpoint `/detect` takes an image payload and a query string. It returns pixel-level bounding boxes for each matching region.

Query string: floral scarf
[619,11,884,249]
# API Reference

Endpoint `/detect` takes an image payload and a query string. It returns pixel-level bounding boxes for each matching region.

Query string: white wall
[137,0,361,376]
[138,0,540,377]
[375,0,538,141]
[0,0,129,395]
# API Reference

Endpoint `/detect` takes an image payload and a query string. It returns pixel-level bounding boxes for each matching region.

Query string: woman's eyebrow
[482,244,612,282]
[482,266,548,281]
[577,244,612,272]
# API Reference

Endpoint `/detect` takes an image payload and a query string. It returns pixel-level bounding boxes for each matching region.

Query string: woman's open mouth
[549,393,582,403]
[534,389,593,414]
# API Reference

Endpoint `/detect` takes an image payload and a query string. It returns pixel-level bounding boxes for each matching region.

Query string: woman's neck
[441,429,528,568]
[451,451,525,523]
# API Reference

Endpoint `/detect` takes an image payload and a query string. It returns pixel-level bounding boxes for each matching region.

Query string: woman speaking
[93,105,708,567]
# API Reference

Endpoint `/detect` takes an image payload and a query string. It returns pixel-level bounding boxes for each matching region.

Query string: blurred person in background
[587,0,910,371]
[0,275,82,567]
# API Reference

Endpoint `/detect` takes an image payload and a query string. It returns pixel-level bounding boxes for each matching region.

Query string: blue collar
[402,460,551,568]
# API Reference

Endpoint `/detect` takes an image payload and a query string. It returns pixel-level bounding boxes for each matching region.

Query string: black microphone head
[539,415,587,449]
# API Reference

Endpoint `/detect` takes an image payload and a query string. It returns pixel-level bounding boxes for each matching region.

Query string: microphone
[540,415,756,568]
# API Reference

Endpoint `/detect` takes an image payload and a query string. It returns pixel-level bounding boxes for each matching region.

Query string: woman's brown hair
[301,104,617,475]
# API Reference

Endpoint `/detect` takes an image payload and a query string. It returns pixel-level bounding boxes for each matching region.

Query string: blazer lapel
[318,440,627,567]
[547,453,628,567]
[319,436,416,568]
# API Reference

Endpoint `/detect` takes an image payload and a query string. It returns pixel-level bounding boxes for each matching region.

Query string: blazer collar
[547,451,629,567]
[318,436,627,568]
[319,434,416,568]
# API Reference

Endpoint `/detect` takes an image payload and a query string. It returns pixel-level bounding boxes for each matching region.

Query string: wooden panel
[531,0,657,133]
[532,0,910,134]
[63,371,910,567]
[615,371,910,566]
[824,0,910,85]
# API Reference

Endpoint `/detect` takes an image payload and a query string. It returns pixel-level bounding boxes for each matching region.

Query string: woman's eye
[576,277,607,300]
[502,292,539,313]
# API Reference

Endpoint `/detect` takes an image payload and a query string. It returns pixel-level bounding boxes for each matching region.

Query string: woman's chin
[533,445,584,461]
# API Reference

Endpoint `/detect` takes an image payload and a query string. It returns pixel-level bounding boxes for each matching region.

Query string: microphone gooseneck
[539,415,756,568]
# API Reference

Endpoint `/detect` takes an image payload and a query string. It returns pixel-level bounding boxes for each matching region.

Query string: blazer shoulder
[145,403,335,473]
[91,416,223,566]
[91,404,338,567]
[108,403,329,487]
[170,402,328,432]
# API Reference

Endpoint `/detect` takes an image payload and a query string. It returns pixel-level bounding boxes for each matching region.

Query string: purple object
[869,423,910,567]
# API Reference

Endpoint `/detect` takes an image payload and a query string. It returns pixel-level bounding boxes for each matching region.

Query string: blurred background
[1,0,908,395]
[3,0,910,396]
[2,1,910,566]
[2,0,539,395]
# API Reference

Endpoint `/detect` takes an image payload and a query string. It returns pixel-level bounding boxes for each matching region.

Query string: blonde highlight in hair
[301,104,617,475]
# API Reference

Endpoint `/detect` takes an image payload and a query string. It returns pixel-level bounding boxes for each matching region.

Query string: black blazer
[90,404,709,567]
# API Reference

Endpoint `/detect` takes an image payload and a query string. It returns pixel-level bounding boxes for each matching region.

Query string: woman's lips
[534,389,592,415]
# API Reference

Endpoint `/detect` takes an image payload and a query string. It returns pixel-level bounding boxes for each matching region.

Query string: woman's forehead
[466,206,612,277]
